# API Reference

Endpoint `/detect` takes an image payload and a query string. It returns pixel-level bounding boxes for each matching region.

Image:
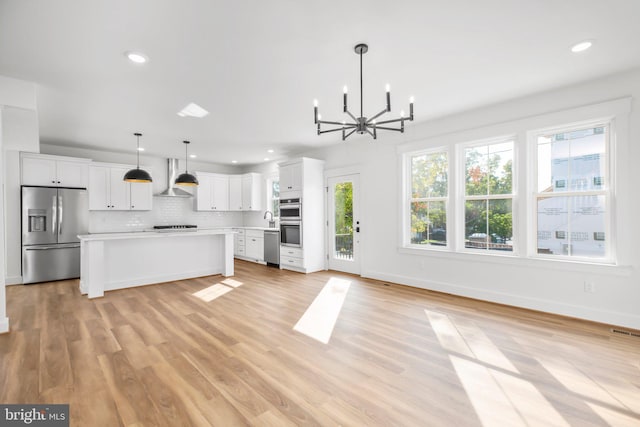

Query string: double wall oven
[280,197,301,247]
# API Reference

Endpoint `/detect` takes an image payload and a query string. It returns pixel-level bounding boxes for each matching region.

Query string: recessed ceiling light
[190,154,197,158]
[231,160,238,164]
[137,147,145,151]
[125,51,148,64]
[177,102,209,118]
[267,149,274,153]
[264,158,270,161]
[571,40,593,53]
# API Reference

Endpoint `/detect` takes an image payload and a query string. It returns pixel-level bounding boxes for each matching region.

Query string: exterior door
[327,174,360,274]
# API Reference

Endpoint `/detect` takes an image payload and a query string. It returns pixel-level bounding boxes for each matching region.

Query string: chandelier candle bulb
[314,99,318,124]
[409,97,414,120]
[343,86,348,112]
[386,84,391,111]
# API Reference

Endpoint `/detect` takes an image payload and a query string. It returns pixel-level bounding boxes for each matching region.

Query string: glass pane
[411,152,448,198]
[334,182,353,260]
[487,199,513,251]
[488,141,513,195]
[465,146,489,196]
[536,195,606,258]
[465,200,488,249]
[410,201,446,246]
[537,126,607,193]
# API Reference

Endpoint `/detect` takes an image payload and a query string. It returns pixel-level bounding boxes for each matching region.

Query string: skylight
[177,102,209,118]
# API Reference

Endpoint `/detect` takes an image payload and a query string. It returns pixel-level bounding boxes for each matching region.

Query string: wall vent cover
[611,328,640,338]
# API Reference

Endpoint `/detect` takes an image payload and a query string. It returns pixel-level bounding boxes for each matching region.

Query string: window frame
[528,118,614,264]
[403,146,451,251]
[457,136,518,256]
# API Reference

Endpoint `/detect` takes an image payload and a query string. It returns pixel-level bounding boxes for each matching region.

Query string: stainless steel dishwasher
[263,229,280,267]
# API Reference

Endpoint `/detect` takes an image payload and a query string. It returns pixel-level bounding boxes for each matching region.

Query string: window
[463,140,514,252]
[534,124,609,259]
[266,176,279,217]
[407,150,448,247]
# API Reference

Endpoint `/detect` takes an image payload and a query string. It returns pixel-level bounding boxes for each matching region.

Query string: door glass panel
[334,182,353,260]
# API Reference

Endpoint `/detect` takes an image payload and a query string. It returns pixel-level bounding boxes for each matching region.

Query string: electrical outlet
[584,281,596,293]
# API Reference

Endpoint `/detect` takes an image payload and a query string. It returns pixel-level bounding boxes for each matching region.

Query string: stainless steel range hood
[155,159,193,197]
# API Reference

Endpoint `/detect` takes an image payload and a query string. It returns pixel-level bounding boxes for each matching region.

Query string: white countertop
[78,228,236,241]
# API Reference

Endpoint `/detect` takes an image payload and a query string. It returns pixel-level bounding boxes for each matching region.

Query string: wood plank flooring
[1,260,639,426]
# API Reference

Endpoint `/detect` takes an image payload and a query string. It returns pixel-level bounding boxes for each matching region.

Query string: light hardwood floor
[1,260,639,426]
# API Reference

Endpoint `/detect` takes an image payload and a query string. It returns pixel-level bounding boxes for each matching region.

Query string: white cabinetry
[278,158,325,273]
[242,173,262,211]
[89,164,152,211]
[279,162,303,193]
[234,228,246,256]
[229,175,243,211]
[245,229,264,262]
[21,153,89,188]
[195,173,229,211]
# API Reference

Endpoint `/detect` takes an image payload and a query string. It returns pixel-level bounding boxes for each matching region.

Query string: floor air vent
[611,328,640,338]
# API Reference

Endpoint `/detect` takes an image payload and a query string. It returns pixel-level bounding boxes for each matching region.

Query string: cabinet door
[109,168,131,210]
[245,235,264,261]
[56,161,88,188]
[195,175,213,211]
[229,176,243,210]
[242,173,262,211]
[280,162,302,192]
[88,166,111,210]
[130,182,153,210]
[22,157,57,186]
[211,175,229,210]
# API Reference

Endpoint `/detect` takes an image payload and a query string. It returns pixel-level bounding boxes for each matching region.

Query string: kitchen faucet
[264,211,276,228]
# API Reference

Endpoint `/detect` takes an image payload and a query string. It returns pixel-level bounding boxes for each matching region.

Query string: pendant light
[123,132,153,183]
[175,140,198,186]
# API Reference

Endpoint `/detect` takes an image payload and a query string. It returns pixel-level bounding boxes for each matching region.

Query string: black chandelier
[314,43,414,141]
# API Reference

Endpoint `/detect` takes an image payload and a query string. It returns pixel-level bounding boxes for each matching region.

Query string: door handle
[356,227,360,232]
[52,195,57,236]
[58,195,63,235]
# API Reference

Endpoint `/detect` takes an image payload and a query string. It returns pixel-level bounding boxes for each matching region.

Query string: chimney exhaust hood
[155,159,193,197]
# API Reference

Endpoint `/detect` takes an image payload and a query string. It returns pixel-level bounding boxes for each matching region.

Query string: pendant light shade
[175,140,198,186]
[124,133,153,183]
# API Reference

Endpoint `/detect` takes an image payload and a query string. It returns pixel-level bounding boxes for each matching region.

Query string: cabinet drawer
[234,228,246,236]
[280,246,303,259]
[246,229,263,238]
[281,256,304,268]
[235,247,245,256]
[236,237,245,245]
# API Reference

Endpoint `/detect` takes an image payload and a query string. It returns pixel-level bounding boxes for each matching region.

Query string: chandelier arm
[319,127,353,135]
[372,125,403,132]
[365,129,376,138]
[319,119,356,127]
[375,117,408,125]
[367,108,389,124]
[344,109,358,122]
[343,129,357,140]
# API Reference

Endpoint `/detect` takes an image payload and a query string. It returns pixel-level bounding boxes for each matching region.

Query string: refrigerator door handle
[25,244,81,251]
[58,195,63,235]
[52,195,57,236]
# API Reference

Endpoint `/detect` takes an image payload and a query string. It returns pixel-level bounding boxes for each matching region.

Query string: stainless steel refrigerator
[21,186,88,284]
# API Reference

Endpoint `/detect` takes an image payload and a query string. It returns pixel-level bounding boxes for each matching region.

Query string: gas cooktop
[153,225,197,231]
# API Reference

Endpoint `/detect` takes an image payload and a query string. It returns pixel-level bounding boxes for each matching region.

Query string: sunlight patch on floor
[221,278,243,288]
[192,283,233,302]
[586,402,640,426]
[427,310,569,427]
[293,277,351,344]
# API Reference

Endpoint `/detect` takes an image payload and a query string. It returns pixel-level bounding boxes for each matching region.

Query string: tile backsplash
[89,197,243,233]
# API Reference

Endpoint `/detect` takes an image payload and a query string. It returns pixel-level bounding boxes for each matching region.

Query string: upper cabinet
[279,162,303,193]
[196,171,262,211]
[89,163,152,211]
[21,153,90,188]
[195,173,229,211]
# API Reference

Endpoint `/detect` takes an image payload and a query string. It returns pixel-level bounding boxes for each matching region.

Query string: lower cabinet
[234,228,246,257]
[280,246,304,270]
[245,230,264,262]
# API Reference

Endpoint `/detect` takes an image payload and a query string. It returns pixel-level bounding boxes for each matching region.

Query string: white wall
[0,109,7,332]
[303,68,640,330]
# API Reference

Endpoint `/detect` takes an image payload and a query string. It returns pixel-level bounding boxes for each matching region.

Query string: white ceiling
[1,0,639,165]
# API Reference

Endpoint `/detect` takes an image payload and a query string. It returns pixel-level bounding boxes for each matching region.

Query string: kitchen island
[78,229,235,298]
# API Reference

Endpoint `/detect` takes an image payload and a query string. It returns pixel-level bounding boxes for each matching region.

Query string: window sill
[398,246,632,276]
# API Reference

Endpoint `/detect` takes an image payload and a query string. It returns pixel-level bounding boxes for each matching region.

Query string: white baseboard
[0,317,9,334]
[5,275,22,285]
[362,269,640,330]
